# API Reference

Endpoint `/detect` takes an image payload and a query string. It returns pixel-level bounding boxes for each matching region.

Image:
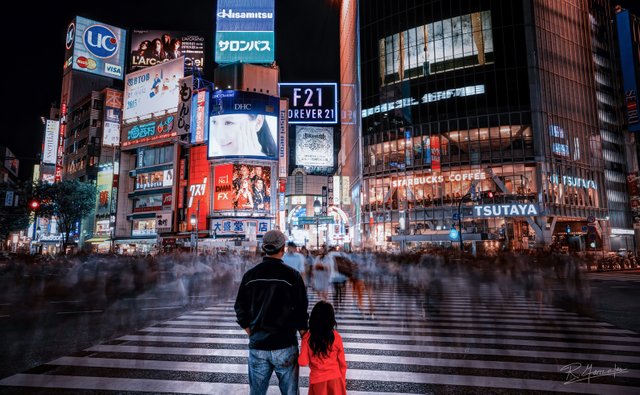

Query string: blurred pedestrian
[313,252,330,301]
[235,230,309,395]
[283,242,306,281]
[299,300,347,395]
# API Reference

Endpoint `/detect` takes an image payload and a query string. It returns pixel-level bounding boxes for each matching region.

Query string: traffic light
[487,191,494,199]
[28,200,40,210]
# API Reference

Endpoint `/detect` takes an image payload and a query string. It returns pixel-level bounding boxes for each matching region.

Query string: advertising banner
[191,90,210,144]
[122,115,176,148]
[4,148,18,177]
[43,120,60,165]
[278,99,288,178]
[95,170,113,216]
[208,91,279,159]
[155,212,172,233]
[187,146,210,231]
[431,136,441,171]
[103,89,123,146]
[616,10,640,132]
[67,16,127,79]
[130,30,205,73]
[215,0,274,64]
[210,217,271,236]
[279,83,338,124]
[213,163,271,213]
[135,169,174,190]
[177,76,193,136]
[123,58,184,122]
[295,126,334,167]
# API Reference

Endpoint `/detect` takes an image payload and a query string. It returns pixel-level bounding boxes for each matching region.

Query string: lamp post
[457,192,472,252]
[313,198,321,251]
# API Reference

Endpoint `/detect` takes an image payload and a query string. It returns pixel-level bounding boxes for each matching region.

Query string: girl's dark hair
[309,300,336,359]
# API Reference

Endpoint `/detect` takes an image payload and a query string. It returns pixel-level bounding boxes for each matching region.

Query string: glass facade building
[358,0,632,252]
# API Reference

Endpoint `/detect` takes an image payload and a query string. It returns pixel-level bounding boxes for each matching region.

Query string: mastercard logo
[76,57,97,70]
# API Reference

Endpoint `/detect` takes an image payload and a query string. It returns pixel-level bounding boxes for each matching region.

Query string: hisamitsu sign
[473,204,539,218]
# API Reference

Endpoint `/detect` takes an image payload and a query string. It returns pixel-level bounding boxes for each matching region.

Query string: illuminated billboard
[103,89,122,146]
[215,0,274,64]
[95,170,113,217]
[123,57,184,122]
[213,163,271,213]
[279,83,338,124]
[208,91,279,159]
[43,120,60,165]
[379,10,493,85]
[210,217,271,236]
[616,10,640,132]
[191,90,210,144]
[187,146,210,231]
[130,30,205,73]
[122,115,176,148]
[65,16,127,79]
[295,126,334,168]
[3,148,18,177]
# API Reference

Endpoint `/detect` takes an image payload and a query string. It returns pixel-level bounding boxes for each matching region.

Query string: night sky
[3,0,340,180]
[2,0,639,181]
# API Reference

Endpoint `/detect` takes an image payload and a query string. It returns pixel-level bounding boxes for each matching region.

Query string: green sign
[215,31,274,63]
[297,216,334,225]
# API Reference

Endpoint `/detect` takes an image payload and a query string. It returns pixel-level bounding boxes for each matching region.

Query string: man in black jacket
[235,229,309,395]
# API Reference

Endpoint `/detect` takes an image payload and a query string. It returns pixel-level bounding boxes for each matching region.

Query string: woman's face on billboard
[212,114,265,156]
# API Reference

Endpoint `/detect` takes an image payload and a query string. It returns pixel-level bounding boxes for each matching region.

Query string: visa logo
[104,63,122,76]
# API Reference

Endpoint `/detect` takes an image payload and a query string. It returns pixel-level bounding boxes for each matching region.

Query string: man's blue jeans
[248,345,299,395]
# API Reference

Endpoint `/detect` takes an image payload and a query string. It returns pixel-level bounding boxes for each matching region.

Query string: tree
[37,180,96,249]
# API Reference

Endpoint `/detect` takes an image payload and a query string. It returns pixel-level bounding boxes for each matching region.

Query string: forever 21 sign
[279,83,338,124]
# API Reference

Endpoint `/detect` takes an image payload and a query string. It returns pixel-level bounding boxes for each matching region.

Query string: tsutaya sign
[473,204,539,218]
[549,174,597,190]
[392,171,486,188]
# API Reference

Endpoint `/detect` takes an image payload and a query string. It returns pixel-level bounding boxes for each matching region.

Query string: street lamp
[190,214,198,254]
[313,198,321,251]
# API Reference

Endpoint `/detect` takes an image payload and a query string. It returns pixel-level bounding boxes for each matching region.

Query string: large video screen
[208,91,279,159]
[379,10,493,85]
[66,16,127,79]
[213,163,271,213]
[130,30,205,73]
[123,58,184,122]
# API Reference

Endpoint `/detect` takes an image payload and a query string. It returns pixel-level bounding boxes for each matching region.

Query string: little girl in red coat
[299,300,347,395]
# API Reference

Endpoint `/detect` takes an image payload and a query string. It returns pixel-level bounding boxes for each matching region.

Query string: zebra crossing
[0,279,639,394]
[586,270,640,282]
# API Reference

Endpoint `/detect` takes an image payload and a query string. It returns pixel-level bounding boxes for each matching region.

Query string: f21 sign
[279,83,337,124]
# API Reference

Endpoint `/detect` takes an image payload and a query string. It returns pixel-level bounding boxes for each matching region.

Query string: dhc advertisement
[66,16,127,80]
[208,91,279,159]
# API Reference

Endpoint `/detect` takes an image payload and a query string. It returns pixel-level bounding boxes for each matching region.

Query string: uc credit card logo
[83,24,118,59]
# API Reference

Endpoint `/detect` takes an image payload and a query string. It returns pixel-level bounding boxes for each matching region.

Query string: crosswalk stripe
[118,332,638,354]
[85,342,640,364]
[139,324,640,345]
[165,317,634,335]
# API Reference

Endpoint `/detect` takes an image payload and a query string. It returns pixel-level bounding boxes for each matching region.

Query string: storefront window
[132,219,156,236]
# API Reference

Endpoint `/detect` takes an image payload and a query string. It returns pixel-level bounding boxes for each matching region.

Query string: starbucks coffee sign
[473,204,539,218]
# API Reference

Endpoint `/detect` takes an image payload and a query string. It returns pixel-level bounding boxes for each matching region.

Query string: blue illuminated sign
[616,10,640,132]
[70,16,126,79]
[215,0,274,64]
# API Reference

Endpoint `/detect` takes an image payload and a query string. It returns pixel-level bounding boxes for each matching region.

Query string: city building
[354,0,634,252]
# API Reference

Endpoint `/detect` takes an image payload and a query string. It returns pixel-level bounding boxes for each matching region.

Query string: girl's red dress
[299,330,347,395]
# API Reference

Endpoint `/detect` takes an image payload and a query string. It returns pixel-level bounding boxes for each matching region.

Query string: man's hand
[244,328,251,336]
